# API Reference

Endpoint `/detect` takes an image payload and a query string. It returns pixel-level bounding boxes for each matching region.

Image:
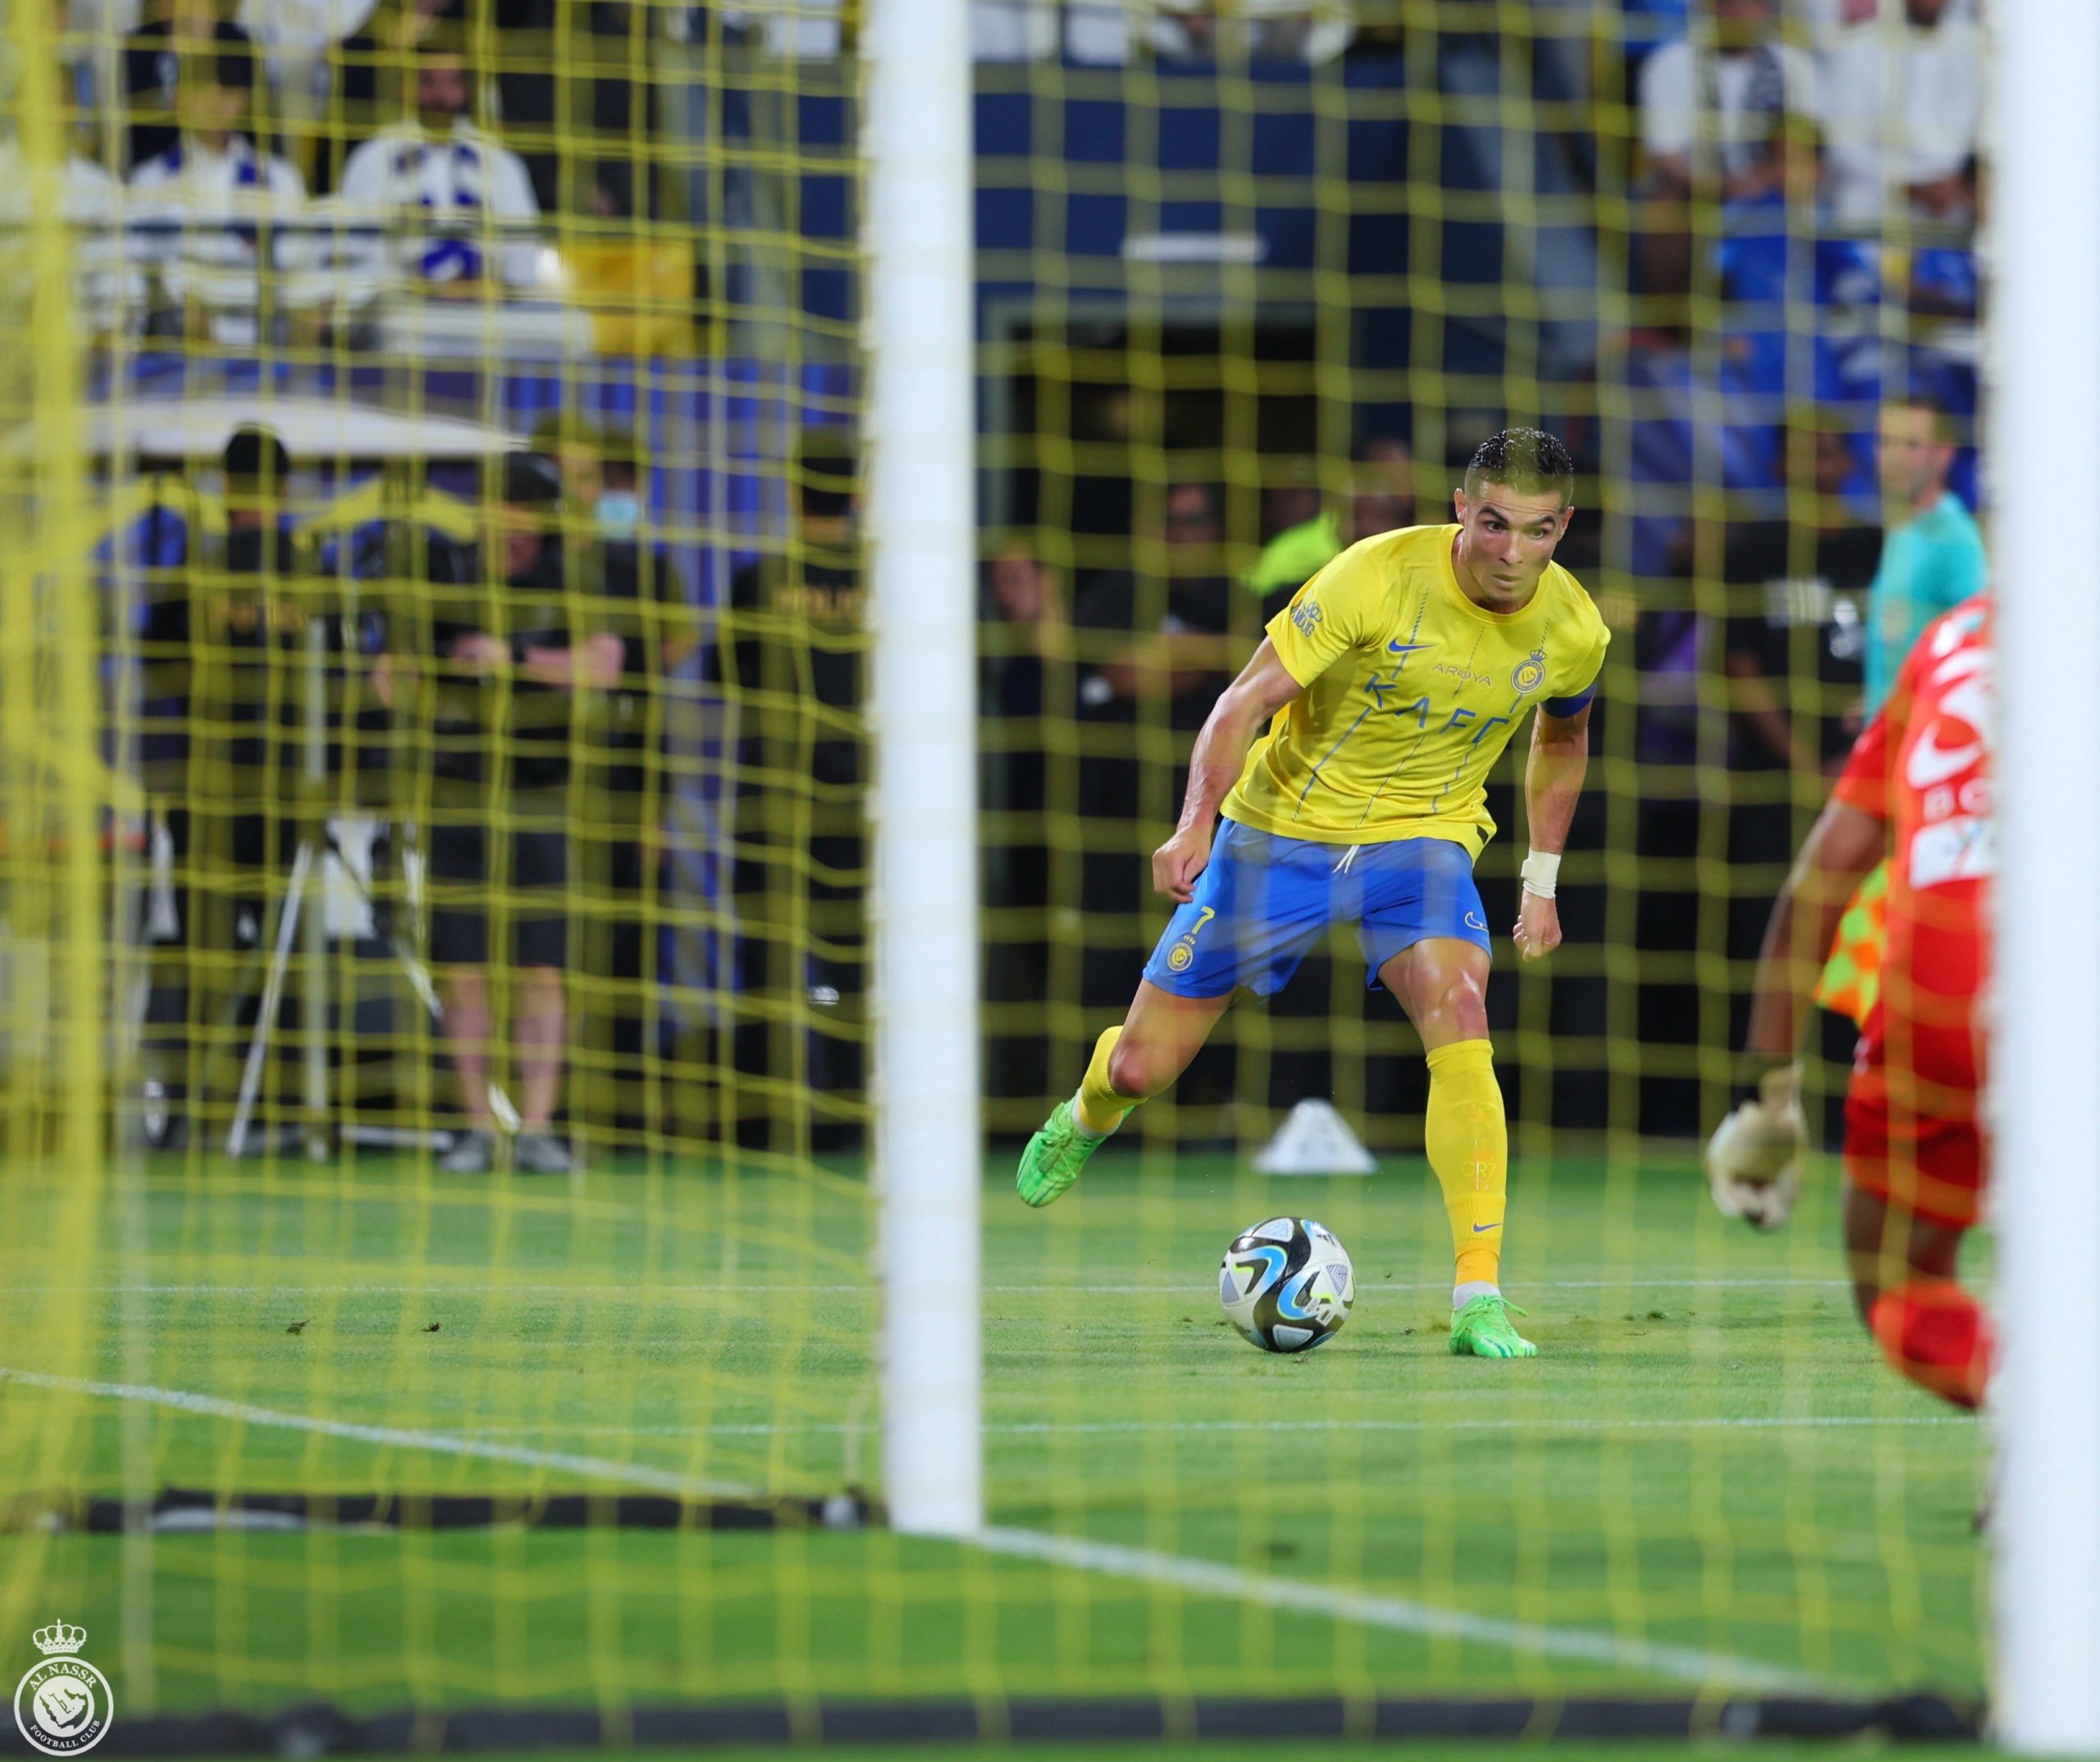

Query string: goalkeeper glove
[1705,1063,1806,1230]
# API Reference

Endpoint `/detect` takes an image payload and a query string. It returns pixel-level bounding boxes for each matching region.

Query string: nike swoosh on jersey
[1386,639,1431,657]
[1906,724,1982,790]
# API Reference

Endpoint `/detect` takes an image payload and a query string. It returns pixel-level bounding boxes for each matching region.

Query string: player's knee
[1106,1038,1172,1101]
[1422,970,1490,1043]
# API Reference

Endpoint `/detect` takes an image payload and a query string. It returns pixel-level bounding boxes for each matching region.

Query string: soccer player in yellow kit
[1016,430,1609,1358]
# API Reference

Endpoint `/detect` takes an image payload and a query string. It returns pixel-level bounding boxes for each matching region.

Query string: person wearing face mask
[593,448,645,543]
[386,450,657,1175]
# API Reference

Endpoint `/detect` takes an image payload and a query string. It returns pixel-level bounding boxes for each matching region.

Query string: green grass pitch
[3,1143,1988,1728]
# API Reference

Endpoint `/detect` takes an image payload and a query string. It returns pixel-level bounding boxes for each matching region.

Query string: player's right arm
[1154,550,1378,901]
[1152,638,1302,902]
[1740,797,1886,1077]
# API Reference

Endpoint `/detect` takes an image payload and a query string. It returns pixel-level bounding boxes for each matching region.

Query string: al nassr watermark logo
[13,1621,112,1755]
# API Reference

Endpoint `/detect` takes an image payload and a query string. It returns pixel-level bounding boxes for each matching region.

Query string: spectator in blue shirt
[1865,394,1985,716]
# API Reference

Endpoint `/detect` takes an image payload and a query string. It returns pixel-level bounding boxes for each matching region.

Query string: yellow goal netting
[0,0,1987,1740]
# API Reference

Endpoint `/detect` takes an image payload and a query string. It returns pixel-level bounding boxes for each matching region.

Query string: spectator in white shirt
[127,28,305,273]
[1794,0,1974,47]
[1818,0,1980,226]
[1637,0,1821,204]
[336,32,541,292]
[0,137,142,335]
[235,0,380,192]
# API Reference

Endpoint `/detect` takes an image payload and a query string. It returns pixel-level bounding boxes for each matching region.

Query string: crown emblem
[31,1621,85,1656]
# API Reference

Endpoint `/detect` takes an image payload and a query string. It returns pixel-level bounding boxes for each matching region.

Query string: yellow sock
[1074,1025,1139,1135]
[1423,1038,1507,1292]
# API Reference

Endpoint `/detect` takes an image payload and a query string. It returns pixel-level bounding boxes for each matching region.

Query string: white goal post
[866,0,983,1536]
[1993,0,2100,1751]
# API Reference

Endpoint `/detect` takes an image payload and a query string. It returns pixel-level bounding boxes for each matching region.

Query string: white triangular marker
[1253,1099,1377,1176]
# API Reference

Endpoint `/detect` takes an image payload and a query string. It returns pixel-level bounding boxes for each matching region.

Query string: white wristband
[1520,850,1560,899]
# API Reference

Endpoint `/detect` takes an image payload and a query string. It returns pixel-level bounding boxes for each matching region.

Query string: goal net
[0,0,1993,1742]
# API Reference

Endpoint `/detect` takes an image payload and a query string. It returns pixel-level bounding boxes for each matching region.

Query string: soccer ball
[1219,1217,1354,1353]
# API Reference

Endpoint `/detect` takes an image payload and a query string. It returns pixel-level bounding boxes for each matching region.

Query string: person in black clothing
[389,451,632,1175]
[719,430,865,1143]
[982,541,1070,1104]
[136,426,351,1137]
[544,425,697,1136]
[1717,422,1880,1066]
[139,425,329,897]
[1721,425,1879,779]
[1070,482,1238,1020]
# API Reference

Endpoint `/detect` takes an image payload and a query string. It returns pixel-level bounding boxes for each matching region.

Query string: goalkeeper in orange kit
[1707,596,1993,1408]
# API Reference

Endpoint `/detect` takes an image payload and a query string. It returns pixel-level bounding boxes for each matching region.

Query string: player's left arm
[1513,701,1589,961]
[1740,795,1885,1071]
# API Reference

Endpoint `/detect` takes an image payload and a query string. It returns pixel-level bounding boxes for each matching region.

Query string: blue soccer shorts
[1140,819,1492,999]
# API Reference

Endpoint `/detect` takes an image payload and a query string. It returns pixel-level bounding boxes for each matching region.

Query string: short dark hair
[191,21,255,92]
[1888,390,1958,444]
[1463,427,1575,509]
[200,20,253,91]
[597,424,640,481]
[222,424,290,493]
[501,450,564,509]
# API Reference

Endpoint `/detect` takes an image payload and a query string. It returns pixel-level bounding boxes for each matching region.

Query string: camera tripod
[189,619,518,1159]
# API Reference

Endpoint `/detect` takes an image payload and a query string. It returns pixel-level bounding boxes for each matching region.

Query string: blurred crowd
[40,0,668,345]
[133,420,695,1166]
[66,0,1985,1152]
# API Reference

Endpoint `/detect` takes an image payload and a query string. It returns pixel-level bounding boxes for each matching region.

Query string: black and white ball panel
[1220,1217,1354,1353]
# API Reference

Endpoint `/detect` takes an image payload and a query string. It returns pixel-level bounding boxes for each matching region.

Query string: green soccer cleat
[1449,1293,1537,1359]
[1016,1099,1104,1207]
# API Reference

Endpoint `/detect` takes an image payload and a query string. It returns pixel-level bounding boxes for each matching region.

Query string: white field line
[0,1277,1857,1298]
[0,1368,753,1500]
[972,1526,1838,1696]
[6,1359,1963,1442]
[440,1413,1970,1441]
[0,1367,1842,1698]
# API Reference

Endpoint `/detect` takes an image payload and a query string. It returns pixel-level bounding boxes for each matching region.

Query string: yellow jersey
[1221,524,1609,856]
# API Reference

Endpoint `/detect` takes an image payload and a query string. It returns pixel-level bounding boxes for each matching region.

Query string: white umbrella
[30,393,523,463]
